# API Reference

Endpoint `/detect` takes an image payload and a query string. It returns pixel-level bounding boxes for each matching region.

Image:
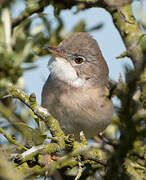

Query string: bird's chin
[48,56,85,88]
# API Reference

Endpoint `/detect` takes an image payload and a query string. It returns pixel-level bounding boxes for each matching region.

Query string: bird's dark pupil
[75,57,83,63]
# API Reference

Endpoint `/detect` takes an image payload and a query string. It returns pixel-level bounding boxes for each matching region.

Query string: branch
[104,0,133,8]
[4,87,110,178]
[12,0,50,28]
[76,0,133,8]
[107,5,144,69]
[74,162,83,180]
[0,128,28,151]
[7,87,65,143]
[0,151,24,180]
[11,0,133,29]
[104,61,146,179]
[124,159,146,180]
[15,143,108,178]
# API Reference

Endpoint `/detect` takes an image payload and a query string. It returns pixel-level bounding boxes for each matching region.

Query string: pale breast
[41,77,113,138]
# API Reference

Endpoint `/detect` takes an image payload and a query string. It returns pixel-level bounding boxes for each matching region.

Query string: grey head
[45,32,109,88]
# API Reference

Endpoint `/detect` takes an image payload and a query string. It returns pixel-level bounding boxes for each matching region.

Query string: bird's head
[45,32,109,88]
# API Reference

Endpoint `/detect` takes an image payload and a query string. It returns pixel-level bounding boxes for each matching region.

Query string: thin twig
[74,162,83,180]
[12,0,49,28]
[7,87,65,141]
[0,128,27,150]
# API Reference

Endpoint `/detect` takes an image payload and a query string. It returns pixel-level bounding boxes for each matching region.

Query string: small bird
[41,32,113,139]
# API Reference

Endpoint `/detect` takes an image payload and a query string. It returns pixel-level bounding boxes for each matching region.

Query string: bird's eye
[74,56,85,64]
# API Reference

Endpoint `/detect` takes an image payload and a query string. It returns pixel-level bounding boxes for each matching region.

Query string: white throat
[48,56,85,87]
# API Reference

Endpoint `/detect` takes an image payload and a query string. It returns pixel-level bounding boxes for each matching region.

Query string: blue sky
[12,1,145,105]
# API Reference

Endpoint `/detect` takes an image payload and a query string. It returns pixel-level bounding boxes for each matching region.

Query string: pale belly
[41,78,113,139]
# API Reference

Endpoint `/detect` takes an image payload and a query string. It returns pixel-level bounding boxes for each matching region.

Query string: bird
[41,32,113,139]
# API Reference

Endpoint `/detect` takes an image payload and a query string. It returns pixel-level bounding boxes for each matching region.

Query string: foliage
[0,0,145,179]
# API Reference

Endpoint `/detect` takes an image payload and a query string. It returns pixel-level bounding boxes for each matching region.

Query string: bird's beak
[44,46,68,63]
[43,46,63,58]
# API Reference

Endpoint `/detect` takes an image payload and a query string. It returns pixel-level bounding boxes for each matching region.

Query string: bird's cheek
[82,64,97,77]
